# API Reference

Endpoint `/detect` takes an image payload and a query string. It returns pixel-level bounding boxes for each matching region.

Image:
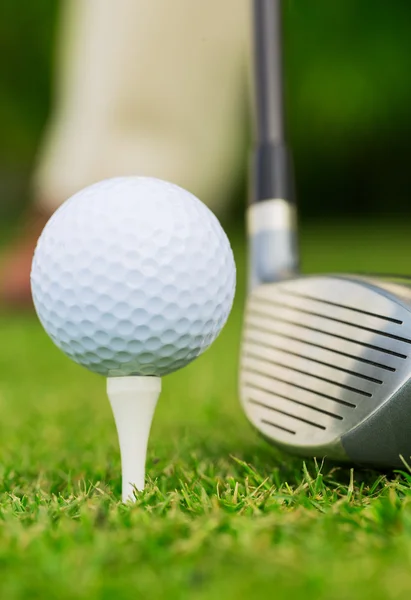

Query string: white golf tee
[106,376,161,502]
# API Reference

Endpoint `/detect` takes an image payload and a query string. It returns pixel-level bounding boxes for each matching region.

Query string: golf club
[240,0,411,468]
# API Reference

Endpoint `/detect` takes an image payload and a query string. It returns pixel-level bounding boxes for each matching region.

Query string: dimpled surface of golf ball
[31,177,236,377]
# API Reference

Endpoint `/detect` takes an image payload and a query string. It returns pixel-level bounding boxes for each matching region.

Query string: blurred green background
[1,0,411,222]
[0,0,58,219]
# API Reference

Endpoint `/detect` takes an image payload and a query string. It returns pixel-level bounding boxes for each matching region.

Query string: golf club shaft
[248,0,298,285]
[253,0,285,144]
[252,0,294,203]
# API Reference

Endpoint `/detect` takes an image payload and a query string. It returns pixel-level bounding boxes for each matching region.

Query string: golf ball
[31,176,236,377]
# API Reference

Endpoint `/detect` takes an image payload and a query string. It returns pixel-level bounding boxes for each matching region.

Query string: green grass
[1,218,411,599]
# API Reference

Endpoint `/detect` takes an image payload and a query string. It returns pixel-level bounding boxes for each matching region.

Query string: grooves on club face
[240,275,411,468]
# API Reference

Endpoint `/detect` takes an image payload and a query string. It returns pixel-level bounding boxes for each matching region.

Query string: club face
[240,275,411,466]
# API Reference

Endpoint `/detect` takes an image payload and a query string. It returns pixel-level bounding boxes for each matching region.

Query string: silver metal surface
[247,198,296,235]
[248,200,298,289]
[240,275,411,460]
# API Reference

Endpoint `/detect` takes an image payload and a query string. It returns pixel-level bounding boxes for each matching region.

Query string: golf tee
[106,376,161,502]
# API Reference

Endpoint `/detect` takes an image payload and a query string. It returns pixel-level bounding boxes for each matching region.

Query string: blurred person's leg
[1,0,250,307]
[35,0,250,214]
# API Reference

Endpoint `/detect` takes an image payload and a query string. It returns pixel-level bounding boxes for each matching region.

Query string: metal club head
[241,275,411,468]
[241,0,411,468]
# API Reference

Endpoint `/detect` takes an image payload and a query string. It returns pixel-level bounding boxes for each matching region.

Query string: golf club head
[240,274,411,468]
[244,1,411,469]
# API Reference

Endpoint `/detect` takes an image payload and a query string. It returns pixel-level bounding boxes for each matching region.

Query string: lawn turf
[1,218,411,599]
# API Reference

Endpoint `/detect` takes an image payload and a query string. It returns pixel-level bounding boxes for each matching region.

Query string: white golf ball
[31,177,236,377]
